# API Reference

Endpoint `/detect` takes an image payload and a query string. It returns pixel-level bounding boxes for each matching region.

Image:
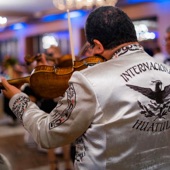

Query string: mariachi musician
[2,6,170,170]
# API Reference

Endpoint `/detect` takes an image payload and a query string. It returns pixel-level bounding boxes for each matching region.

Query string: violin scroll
[25,54,56,65]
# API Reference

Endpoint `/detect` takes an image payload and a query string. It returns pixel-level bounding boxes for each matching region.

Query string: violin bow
[67,9,76,65]
[52,0,75,65]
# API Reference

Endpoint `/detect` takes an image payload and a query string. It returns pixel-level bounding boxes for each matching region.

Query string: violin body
[30,56,104,98]
[30,65,73,98]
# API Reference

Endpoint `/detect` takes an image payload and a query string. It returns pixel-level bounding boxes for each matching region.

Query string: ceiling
[0,0,57,26]
[0,0,145,27]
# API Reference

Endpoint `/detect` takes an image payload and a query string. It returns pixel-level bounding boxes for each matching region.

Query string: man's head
[165,26,170,55]
[47,45,61,57]
[85,6,137,59]
[46,45,62,65]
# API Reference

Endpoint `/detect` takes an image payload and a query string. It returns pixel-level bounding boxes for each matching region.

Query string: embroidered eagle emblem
[126,80,170,120]
[126,80,170,104]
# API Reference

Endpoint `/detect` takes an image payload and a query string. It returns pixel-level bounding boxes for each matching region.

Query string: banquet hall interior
[0,0,170,170]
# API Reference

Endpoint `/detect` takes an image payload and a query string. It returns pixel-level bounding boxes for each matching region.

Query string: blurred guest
[46,45,62,66]
[164,26,170,65]
[153,46,165,63]
[2,56,25,125]
[44,45,73,170]
[39,45,61,116]
[25,45,73,170]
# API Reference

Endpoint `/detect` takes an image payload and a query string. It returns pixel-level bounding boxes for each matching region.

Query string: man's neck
[104,42,139,60]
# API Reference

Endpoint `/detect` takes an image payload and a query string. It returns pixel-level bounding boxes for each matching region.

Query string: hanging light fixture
[0,16,7,25]
[0,16,7,31]
[53,0,117,11]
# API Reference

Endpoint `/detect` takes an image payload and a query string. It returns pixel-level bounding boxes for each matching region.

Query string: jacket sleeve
[9,71,98,148]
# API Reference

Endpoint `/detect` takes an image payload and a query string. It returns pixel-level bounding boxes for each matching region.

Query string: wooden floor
[0,116,74,170]
[0,134,49,170]
[0,116,51,170]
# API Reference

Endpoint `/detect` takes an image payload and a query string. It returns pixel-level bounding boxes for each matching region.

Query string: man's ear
[93,39,104,54]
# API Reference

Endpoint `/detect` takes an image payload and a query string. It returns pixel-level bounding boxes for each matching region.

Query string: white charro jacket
[9,44,170,170]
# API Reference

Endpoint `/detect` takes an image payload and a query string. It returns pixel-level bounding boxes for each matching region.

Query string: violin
[0,55,105,99]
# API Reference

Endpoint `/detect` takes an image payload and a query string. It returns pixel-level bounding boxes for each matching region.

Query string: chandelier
[53,0,117,11]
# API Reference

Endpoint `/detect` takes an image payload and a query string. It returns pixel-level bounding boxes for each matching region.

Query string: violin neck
[0,76,30,89]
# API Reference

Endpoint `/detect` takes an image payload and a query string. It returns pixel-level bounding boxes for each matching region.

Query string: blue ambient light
[128,0,169,3]
[42,10,88,22]
[9,22,26,30]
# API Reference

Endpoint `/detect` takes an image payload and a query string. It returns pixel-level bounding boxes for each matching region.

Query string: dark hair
[85,6,137,50]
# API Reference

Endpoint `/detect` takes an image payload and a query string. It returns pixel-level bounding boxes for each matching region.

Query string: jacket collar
[112,44,144,59]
